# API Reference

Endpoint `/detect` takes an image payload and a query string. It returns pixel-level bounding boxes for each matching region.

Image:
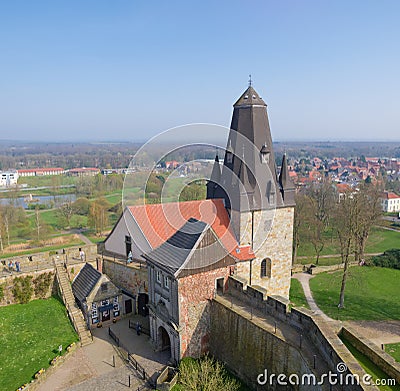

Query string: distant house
[67,167,100,177]
[381,191,400,213]
[0,170,18,187]
[17,167,65,177]
[72,263,122,328]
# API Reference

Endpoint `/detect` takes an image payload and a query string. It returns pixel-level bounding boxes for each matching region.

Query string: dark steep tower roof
[209,84,292,211]
[206,155,221,199]
[279,153,295,205]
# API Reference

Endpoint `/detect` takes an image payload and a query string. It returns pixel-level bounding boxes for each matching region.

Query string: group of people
[6,260,21,273]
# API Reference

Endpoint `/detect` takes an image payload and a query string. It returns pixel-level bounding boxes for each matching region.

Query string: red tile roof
[128,199,254,261]
[382,191,400,200]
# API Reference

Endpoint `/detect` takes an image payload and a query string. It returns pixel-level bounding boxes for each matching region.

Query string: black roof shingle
[143,218,207,275]
[72,263,101,305]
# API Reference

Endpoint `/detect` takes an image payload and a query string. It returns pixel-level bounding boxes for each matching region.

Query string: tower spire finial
[248,74,252,87]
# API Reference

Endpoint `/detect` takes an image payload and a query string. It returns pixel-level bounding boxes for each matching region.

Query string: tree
[292,193,309,264]
[353,184,383,264]
[332,189,356,308]
[88,198,110,236]
[179,181,206,202]
[301,182,335,265]
[57,198,75,228]
[177,355,240,391]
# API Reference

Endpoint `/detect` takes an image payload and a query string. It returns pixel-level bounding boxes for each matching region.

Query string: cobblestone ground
[37,316,168,391]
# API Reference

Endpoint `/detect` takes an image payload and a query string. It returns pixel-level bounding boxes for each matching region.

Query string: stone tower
[208,85,295,298]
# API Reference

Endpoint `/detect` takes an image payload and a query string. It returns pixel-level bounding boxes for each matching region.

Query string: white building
[381,191,400,213]
[0,170,19,187]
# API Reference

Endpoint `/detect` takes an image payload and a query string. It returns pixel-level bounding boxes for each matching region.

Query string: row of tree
[294,181,383,307]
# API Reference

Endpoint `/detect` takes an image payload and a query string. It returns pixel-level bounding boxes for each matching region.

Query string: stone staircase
[54,261,93,347]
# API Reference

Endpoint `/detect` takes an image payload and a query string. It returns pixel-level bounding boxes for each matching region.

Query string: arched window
[261,258,272,278]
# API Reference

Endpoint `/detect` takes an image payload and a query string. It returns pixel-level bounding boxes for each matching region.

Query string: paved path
[37,316,168,391]
[292,272,335,322]
[292,272,400,347]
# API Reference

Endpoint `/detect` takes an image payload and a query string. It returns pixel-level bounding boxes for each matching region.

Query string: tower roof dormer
[233,86,267,107]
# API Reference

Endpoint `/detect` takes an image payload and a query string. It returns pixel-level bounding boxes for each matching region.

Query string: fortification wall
[341,327,400,384]
[209,276,377,390]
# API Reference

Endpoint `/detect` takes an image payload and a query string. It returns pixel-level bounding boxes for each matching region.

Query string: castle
[104,84,295,363]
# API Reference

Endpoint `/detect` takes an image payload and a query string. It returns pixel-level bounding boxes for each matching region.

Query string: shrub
[177,355,240,391]
[12,276,34,304]
[33,272,54,298]
[372,249,400,269]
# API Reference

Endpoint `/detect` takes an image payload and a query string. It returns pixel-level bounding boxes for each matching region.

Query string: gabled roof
[72,263,101,304]
[382,191,400,200]
[127,199,254,261]
[143,218,207,275]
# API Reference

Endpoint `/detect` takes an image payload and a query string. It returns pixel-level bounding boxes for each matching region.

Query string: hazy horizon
[1,1,399,142]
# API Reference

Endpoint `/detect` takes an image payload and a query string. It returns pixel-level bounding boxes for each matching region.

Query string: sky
[0,0,399,142]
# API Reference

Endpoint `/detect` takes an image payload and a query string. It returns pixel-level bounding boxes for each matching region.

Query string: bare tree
[353,183,383,263]
[333,189,356,308]
[57,199,75,228]
[34,206,41,243]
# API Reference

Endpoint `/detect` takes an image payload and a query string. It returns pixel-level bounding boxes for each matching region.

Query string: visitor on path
[15,261,20,272]
[8,260,14,272]
[136,322,141,336]
[79,249,85,262]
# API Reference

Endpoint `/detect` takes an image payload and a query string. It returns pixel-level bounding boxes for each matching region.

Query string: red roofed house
[104,85,295,363]
[18,167,65,176]
[381,191,400,212]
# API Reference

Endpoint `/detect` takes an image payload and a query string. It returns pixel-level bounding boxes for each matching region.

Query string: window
[261,258,272,278]
[164,276,170,290]
[156,270,161,284]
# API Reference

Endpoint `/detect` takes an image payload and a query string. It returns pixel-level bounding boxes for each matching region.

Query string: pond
[0,194,77,209]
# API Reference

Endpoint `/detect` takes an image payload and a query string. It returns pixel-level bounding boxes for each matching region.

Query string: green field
[341,337,400,391]
[385,343,400,363]
[309,267,400,321]
[297,227,400,260]
[289,278,310,309]
[0,297,79,391]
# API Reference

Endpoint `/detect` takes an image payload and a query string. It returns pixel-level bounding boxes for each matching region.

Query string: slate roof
[72,263,101,304]
[143,218,207,275]
[127,199,254,261]
[234,86,267,107]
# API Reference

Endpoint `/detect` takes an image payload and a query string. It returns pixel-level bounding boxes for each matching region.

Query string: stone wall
[212,276,378,391]
[341,327,400,384]
[233,207,294,298]
[178,266,231,358]
[0,269,56,306]
[210,299,315,391]
[102,257,148,308]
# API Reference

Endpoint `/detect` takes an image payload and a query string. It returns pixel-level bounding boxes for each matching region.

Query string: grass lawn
[0,297,79,391]
[296,255,352,266]
[297,226,400,258]
[309,267,400,321]
[385,343,400,362]
[289,278,310,309]
[341,337,400,391]
[364,228,400,253]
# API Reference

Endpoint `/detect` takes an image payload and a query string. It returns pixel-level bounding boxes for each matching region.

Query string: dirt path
[293,272,400,347]
[344,320,400,346]
[292,272,335,322]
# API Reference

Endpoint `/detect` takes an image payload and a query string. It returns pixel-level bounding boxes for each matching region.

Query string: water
[0,194,77,209]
